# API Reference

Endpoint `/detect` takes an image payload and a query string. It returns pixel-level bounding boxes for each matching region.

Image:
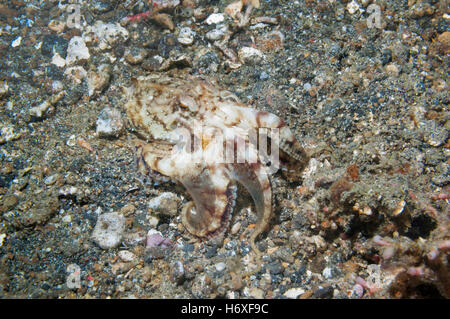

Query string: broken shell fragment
[87,64,111,97]
[353,203,372,216]
[152,13,175,31]
[392,200,406,216]
[225,1,243,19]
[48,20,66,33]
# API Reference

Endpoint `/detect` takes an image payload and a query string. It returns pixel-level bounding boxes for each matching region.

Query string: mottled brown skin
[125,74,309,274]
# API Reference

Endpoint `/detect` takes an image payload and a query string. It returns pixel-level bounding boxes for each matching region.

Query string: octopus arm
[227,161,272,274]
[180,166,237,239]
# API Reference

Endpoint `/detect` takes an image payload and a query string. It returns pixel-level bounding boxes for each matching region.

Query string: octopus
[125,74,309,274]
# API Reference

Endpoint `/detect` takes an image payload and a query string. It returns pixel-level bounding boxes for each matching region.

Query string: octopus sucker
[125,74,309,274]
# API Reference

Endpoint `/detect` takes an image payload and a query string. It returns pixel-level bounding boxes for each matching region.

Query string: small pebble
[206,26,226,41]
[0,125,22,144]
[153,13,175,31]
[352,284,364,298]
[90,21,129,50]
[177,27,195,45]
[92,0,112,14]
[225,1,243,19]
[283,288,305,299]
[322,267,334,279]
[123,231,147,246]
[247,287,264,299]
[314,285,334,299]
[44,174,58,185]
[48,20,66,33]
[432,162,450,186]
[238,47,264,65]
[11,36,21,48]
[437,31,450,47]
[118,250,136,262]
[87,64,111,97]
[0,234,6,247]
[61,215,72,223]
[29,101,51,119]
[423,120,448,147]
[230,222,241,235]
[170,261,185,285]
[215,262,226,272]
[0,81,9,98]
[124,47,148,65]
[205,13,225,25]
[92,212,126,249]
[66,36,90,64]
[2,195,18,210]
[385,63,400,77]
[64,66,87,84]
[360,0,370,6]
[96,107,124,138]
[146,229,172,248]
[148,192,180,216]
[51,53,66,68]
[409,2,434,18]
[111,262,132,275]
[66,135,77,147]
[347,0,360,14]
[259,71,269,80]
[148,214,160,228]
[303,83,312,91]
[267,261,283,275]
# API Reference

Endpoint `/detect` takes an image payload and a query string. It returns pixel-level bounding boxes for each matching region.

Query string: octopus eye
[179,94,198,112]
